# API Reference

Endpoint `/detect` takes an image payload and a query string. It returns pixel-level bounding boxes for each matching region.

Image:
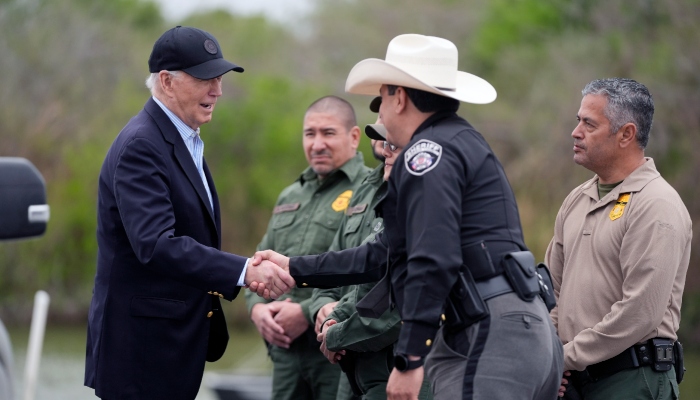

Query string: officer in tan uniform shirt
[546,78,691,399]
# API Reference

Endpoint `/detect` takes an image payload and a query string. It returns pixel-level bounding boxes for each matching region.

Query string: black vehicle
[0,157,50,400]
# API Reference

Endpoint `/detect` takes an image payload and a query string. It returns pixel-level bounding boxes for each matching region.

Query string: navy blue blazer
[85,98,247,399]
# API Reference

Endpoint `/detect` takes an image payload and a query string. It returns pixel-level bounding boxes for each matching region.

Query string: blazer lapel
[145,99,217,227]
[203,159,222,248]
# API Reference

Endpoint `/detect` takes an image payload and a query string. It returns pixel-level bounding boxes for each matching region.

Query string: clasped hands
[245,250,294,300]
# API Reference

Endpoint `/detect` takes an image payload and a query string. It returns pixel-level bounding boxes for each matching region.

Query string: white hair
[145,71,181,96]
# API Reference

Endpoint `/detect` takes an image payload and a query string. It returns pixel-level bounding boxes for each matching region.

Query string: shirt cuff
[237,258,250,286]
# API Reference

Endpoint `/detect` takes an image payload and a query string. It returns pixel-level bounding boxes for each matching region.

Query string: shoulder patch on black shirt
[404,139,442,176]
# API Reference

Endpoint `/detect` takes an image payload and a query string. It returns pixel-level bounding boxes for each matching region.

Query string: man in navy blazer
[84,26,294,399]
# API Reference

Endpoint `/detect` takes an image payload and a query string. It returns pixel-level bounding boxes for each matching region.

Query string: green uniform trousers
[336,346,432,400]
[269,329,341,400]
[579,367,679,400]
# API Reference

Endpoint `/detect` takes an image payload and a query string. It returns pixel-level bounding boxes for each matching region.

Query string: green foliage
[471,0,567,66]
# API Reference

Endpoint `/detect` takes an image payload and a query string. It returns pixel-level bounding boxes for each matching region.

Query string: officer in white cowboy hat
[252,34,564,400]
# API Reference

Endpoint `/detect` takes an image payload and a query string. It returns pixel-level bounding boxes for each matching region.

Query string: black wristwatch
[394,354,424,372]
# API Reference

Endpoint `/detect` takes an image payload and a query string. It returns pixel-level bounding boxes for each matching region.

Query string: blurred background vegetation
[1,0,698,355]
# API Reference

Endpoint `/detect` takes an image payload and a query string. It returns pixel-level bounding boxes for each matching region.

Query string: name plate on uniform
[345,204,368,216]
[273,203,300,214]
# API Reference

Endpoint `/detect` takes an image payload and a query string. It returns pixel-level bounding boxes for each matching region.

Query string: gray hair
[582,78,654,149]
[145,71,181,96]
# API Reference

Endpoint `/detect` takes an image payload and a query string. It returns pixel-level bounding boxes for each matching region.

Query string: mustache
[311,150,332,157]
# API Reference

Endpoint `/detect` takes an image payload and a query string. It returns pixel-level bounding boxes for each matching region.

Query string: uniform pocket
[666,369,680,400]
[344,214,363,235]
[311,210,344,230]
[130,296,187,320]
[500,311,543,329]
[272,212,296,229]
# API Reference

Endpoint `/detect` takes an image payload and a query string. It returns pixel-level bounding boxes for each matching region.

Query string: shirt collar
[152,96,200,140]
[582,157,660,202]
[299,152,366,185]
[411,111,457,140]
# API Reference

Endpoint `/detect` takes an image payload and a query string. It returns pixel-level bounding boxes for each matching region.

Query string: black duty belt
[475,274,513,301]
[572,338,675,384]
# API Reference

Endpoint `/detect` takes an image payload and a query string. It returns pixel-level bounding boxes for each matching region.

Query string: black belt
[475,274,513,300]
[573,338,674,383]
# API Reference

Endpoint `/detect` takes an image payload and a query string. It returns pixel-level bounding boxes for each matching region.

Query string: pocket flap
[273,212,296,229]
[130,296,187,320]
[344,215,363,234]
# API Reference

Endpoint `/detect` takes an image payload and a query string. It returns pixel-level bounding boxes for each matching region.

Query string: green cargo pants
[580,366,679,400]
[269,329,341,400]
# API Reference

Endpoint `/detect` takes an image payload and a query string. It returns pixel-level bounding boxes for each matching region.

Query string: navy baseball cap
[148,26,244,79]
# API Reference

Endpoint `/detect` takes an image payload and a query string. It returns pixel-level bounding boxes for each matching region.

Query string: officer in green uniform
[245,95,371,400]
[312,98,433,400]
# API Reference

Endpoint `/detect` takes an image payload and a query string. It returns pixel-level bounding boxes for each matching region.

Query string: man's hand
[272,299,309,342]
[316,319,345,363]
[386,366,423,400]
[245,259,295,300]
[254,249,291,271]
[559,370,582,399]
[250,302,292,348]
[248,250,293,298]
[315,301,338,334]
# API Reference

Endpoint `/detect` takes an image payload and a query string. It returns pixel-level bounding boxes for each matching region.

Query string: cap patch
[204,39,218,55]
[404,139,442,176]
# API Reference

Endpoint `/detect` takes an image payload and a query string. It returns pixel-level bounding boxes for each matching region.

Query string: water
[7,324,271,400]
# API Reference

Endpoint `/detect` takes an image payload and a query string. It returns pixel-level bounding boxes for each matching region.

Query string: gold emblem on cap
[426,339,432,346]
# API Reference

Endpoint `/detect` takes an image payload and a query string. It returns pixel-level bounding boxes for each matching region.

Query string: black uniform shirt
[290,111,526,356]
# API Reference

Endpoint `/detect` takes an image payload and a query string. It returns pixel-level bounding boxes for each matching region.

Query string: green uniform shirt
[307,165,402,352]
[308,164,386,319]
[245,152,371,322]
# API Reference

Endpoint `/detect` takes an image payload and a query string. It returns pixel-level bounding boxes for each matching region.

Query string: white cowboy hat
[345,34,497,104]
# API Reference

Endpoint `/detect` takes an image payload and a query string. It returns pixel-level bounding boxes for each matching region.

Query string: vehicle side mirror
[0,157,49,240]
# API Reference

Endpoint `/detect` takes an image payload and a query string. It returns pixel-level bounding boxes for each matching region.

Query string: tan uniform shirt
[545,158,692,371]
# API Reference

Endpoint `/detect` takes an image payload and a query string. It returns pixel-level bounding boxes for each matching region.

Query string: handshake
[244,250,295,299]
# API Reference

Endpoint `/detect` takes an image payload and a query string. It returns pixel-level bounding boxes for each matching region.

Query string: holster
[337,350,363,396]
[536,263,557,311]
[502,251,539,302]
[674,341,685,384]
[565,372,586,400]
[444,264,489,332]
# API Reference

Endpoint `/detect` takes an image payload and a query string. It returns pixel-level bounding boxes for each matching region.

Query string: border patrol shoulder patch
[404,139,442,176]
